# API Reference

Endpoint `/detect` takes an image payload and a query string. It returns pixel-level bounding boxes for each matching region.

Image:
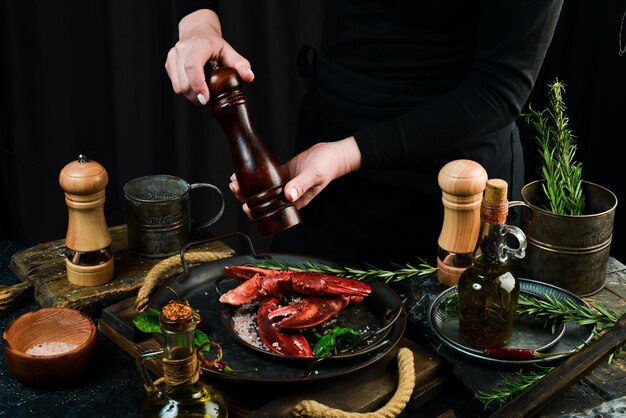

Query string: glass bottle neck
[163,327,195,360]
[474,220,508,264]
[161,324,199,390]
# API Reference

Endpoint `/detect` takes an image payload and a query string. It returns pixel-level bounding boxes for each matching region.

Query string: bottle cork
[482,179,509,224]
[484,179,508,205]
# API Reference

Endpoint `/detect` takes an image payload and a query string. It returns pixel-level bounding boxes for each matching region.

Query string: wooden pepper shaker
[205,61,302,238]
[436,159,488,286]
[59,155,114,286]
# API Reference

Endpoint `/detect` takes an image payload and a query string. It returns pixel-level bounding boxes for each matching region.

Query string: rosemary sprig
[478,366,555,410]
[523,78,585,215]
[474,294,624,408]
[246,257,437,283]
[517,294,621,333]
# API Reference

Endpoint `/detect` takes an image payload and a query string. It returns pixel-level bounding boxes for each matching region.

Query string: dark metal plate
[149,253,407,383]
[427,278,595,368]
[216,276,401,361]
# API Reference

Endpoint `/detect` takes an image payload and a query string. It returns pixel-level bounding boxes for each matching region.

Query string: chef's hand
[165,9,254,106]
[229,137,362,216]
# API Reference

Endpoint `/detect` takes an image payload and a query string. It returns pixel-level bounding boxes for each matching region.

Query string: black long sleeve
[321,0,564,169]
[175,0,219,22]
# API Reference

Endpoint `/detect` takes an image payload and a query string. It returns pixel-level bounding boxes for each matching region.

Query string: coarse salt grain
[25,341,78,356]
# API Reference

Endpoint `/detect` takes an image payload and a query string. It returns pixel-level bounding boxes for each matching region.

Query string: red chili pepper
[483,348,539,360]
[483,348,574,360]
[208,361,227,372]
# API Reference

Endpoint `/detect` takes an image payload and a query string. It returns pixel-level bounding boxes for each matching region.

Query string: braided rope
[291,347,416,418]
[135,250,233,312]
[163,351,201,386]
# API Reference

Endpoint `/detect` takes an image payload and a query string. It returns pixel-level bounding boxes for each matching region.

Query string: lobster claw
[267,296,350,329]
[219,273,293,306]
[224,265,273,281]
[289,272,372,297]
[257,297,313,357]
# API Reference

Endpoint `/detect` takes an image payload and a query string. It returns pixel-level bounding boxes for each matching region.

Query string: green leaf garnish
[312,326,361,357]
[194,329,212,352]
[132,308,161,334]
[133,307,213,352]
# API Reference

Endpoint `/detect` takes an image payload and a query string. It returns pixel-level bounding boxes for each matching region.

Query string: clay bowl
[2,307,97,389]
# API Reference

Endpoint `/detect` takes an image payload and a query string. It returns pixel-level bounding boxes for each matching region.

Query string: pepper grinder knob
[436,159,488,286]
[206,61,301,238]
[59,155,114,286]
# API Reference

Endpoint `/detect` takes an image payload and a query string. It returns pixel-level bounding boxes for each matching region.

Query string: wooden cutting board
[99,296,452,418]
[6,225,234,317]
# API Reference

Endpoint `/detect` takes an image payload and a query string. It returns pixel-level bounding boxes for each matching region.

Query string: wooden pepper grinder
[437,159,488,286]
[205,61,301,238]
[59,155,114,286]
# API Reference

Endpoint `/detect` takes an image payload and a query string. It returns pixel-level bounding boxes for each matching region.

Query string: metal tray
[427,279,595,368]
[149,249,406,383]
[216,275,402,362]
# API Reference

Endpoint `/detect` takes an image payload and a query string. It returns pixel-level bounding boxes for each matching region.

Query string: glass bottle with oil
[457,179,527,348]
[136,302,228,418]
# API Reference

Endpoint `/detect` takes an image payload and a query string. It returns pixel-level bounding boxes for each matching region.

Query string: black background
[1,0,625,262]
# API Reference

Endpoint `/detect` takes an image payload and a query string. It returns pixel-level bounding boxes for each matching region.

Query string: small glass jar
[457,179,527,348]
[136,303,228,418]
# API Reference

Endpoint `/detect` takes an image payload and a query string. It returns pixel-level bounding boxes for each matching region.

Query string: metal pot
[511,180,618,296]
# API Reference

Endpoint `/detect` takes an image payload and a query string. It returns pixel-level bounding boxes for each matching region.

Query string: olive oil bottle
[136,303,228,418]
[457,179,527,348]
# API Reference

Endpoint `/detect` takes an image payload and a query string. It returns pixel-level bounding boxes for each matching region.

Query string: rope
[135,250,233,312]
[163,351,201,386]
[153,351,201,388]
[291,347,416,418]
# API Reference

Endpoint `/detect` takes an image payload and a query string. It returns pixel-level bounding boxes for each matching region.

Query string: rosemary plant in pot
[514,79,618,296]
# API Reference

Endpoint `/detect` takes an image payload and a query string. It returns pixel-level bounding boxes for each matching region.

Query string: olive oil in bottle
[457,179,527,348]
[136,303,228,418]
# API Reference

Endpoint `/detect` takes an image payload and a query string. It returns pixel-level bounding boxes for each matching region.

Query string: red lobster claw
[267,296,350,329]
[289,272,371,297]
[257,297,313,357]
[219,273,293,306]
[224,265,273,281]
[220,267,372,307]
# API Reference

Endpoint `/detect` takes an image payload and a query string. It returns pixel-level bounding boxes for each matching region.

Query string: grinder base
[253,205,302,239]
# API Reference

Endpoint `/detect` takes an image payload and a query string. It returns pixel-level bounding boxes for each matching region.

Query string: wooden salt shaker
[206,61,301,238]
[437,159,488,286]
[59,155,114,286]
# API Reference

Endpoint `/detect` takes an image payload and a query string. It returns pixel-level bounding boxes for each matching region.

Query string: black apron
[270,46,524,268]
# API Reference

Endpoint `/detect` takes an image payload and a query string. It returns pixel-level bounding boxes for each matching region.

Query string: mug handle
[189,183,225,233]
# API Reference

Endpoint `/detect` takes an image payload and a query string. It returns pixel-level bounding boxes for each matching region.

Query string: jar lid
[59,155,108,195]
[160,303,195,333]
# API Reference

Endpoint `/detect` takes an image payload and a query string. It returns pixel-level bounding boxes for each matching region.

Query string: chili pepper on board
[483,348,573,360]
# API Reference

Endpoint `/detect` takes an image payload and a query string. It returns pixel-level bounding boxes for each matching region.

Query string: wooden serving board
[99,296,452,418]
[6,225,234,317]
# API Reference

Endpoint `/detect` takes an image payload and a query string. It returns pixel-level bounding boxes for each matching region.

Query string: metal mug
[123,175,225,258]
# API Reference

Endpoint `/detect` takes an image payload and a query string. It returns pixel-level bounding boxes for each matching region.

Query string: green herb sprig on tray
[469,294,623,408]
[478,366,555,410]
[517,294,621,334]
[439,291,624,407]
[248,257,437,284]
